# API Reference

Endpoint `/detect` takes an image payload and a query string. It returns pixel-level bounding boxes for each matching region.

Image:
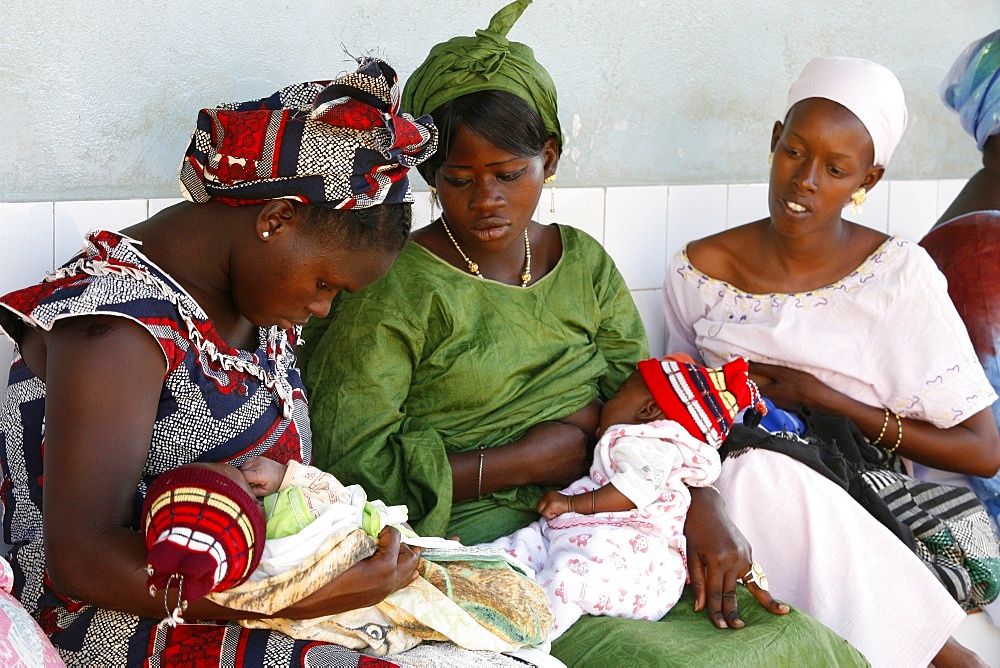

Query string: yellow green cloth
[263,488,315,540]
[210,526,554,655]
[263,487,400,541]
[300,225,646,539]
[400,0,562,148]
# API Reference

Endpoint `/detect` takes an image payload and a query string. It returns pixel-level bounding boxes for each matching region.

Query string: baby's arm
[537,485,637,519]
[240,456,288,497]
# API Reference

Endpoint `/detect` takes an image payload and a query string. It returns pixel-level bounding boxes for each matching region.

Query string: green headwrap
[401,0,562,149]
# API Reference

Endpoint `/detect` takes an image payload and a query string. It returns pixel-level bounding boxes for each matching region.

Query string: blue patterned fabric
[941,29,1000,150]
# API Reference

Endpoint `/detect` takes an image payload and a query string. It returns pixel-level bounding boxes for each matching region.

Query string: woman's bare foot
[930,636,987,667]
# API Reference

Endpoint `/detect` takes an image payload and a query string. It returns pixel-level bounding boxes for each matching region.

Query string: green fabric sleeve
[302,286,456,537]
[590,245,649,401]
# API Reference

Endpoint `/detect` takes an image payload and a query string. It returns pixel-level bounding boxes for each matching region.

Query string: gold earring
[429,186,438,223]
[768,151,773,167]
[544,174,556,213]
[850,187,867,215]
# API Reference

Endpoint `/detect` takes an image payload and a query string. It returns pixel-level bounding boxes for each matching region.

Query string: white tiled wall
[666,184,728,260]
[0,203,53,297]
[604,186,669,291]
[0,179,965,400]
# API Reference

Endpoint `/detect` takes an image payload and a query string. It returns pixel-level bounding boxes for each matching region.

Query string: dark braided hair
[302,203,412,252]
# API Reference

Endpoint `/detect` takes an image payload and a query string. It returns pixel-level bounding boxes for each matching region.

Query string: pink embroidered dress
[662,236,998,668]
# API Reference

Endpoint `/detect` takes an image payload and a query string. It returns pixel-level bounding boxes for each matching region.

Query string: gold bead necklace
[439,214,532,287]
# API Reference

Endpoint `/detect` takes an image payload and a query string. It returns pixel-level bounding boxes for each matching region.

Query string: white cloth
[716,448,964,668]
[662,236,998,666]
[0,557,65,666]
[214,462,558,656]
[785,56,907,167]
[255,461,410,578]
[488,420,720,639]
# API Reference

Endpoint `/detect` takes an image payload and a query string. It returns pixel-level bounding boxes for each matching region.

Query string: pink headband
[786,56,908,167]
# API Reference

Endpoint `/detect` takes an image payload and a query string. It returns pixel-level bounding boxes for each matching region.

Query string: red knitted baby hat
[636,357,766,448]
[142,464,266,614]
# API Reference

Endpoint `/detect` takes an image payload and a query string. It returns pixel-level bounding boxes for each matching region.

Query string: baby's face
[597,371,656,437]
[191,462,258,502]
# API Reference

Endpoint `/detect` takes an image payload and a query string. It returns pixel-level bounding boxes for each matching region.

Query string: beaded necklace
[439,214,532,287]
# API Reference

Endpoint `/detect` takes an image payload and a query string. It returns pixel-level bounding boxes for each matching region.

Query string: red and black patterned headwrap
[637,357,767,449]
[179,57,438,209]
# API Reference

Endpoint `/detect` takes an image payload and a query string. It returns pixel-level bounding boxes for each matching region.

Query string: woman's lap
[467,490,870,665]
[551,586,868,667]
[717,448,964,668]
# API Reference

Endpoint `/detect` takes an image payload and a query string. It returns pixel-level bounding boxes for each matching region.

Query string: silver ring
[740,562,769,591]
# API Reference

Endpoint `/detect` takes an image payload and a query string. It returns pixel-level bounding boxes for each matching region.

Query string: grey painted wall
[1,0,995,202]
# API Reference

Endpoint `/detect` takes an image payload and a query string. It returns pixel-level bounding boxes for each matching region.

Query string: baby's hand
[537,491,573,519]
[240,456,287,497]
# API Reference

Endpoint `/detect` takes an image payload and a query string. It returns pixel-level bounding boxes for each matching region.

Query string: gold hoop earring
[768,151,773,167]
[850,187,867,216]
[429,186,438,223]
[544,174,556,213]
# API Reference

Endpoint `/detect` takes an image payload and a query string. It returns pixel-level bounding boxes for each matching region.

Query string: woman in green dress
[299,2,867,665]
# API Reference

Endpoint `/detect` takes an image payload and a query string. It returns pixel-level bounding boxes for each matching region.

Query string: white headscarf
[785,56,908,167]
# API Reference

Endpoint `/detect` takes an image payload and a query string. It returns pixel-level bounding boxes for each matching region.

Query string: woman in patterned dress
[0,57,438,666]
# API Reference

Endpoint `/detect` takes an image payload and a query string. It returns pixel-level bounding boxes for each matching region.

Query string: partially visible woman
[0,57,437,666]
[921,27,1000,557]
[664,55,1000,667]
[301,2,868,665]
[934,28,1000,226]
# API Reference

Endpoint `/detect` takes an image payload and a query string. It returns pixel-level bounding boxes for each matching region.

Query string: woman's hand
[449,398,603,503]
[752,363,1000,476]
[517,421,591,488]
[750,361,844,413]
[522,399,605,487]
[277,526,421,619]
[449,419,591,501]
[685,487,789,628]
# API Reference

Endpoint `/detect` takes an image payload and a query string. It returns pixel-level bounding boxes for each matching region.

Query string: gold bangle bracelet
[568,493,574,513]
[885,413,903,454]
[871,408,890,446]
[591,490,596,514]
